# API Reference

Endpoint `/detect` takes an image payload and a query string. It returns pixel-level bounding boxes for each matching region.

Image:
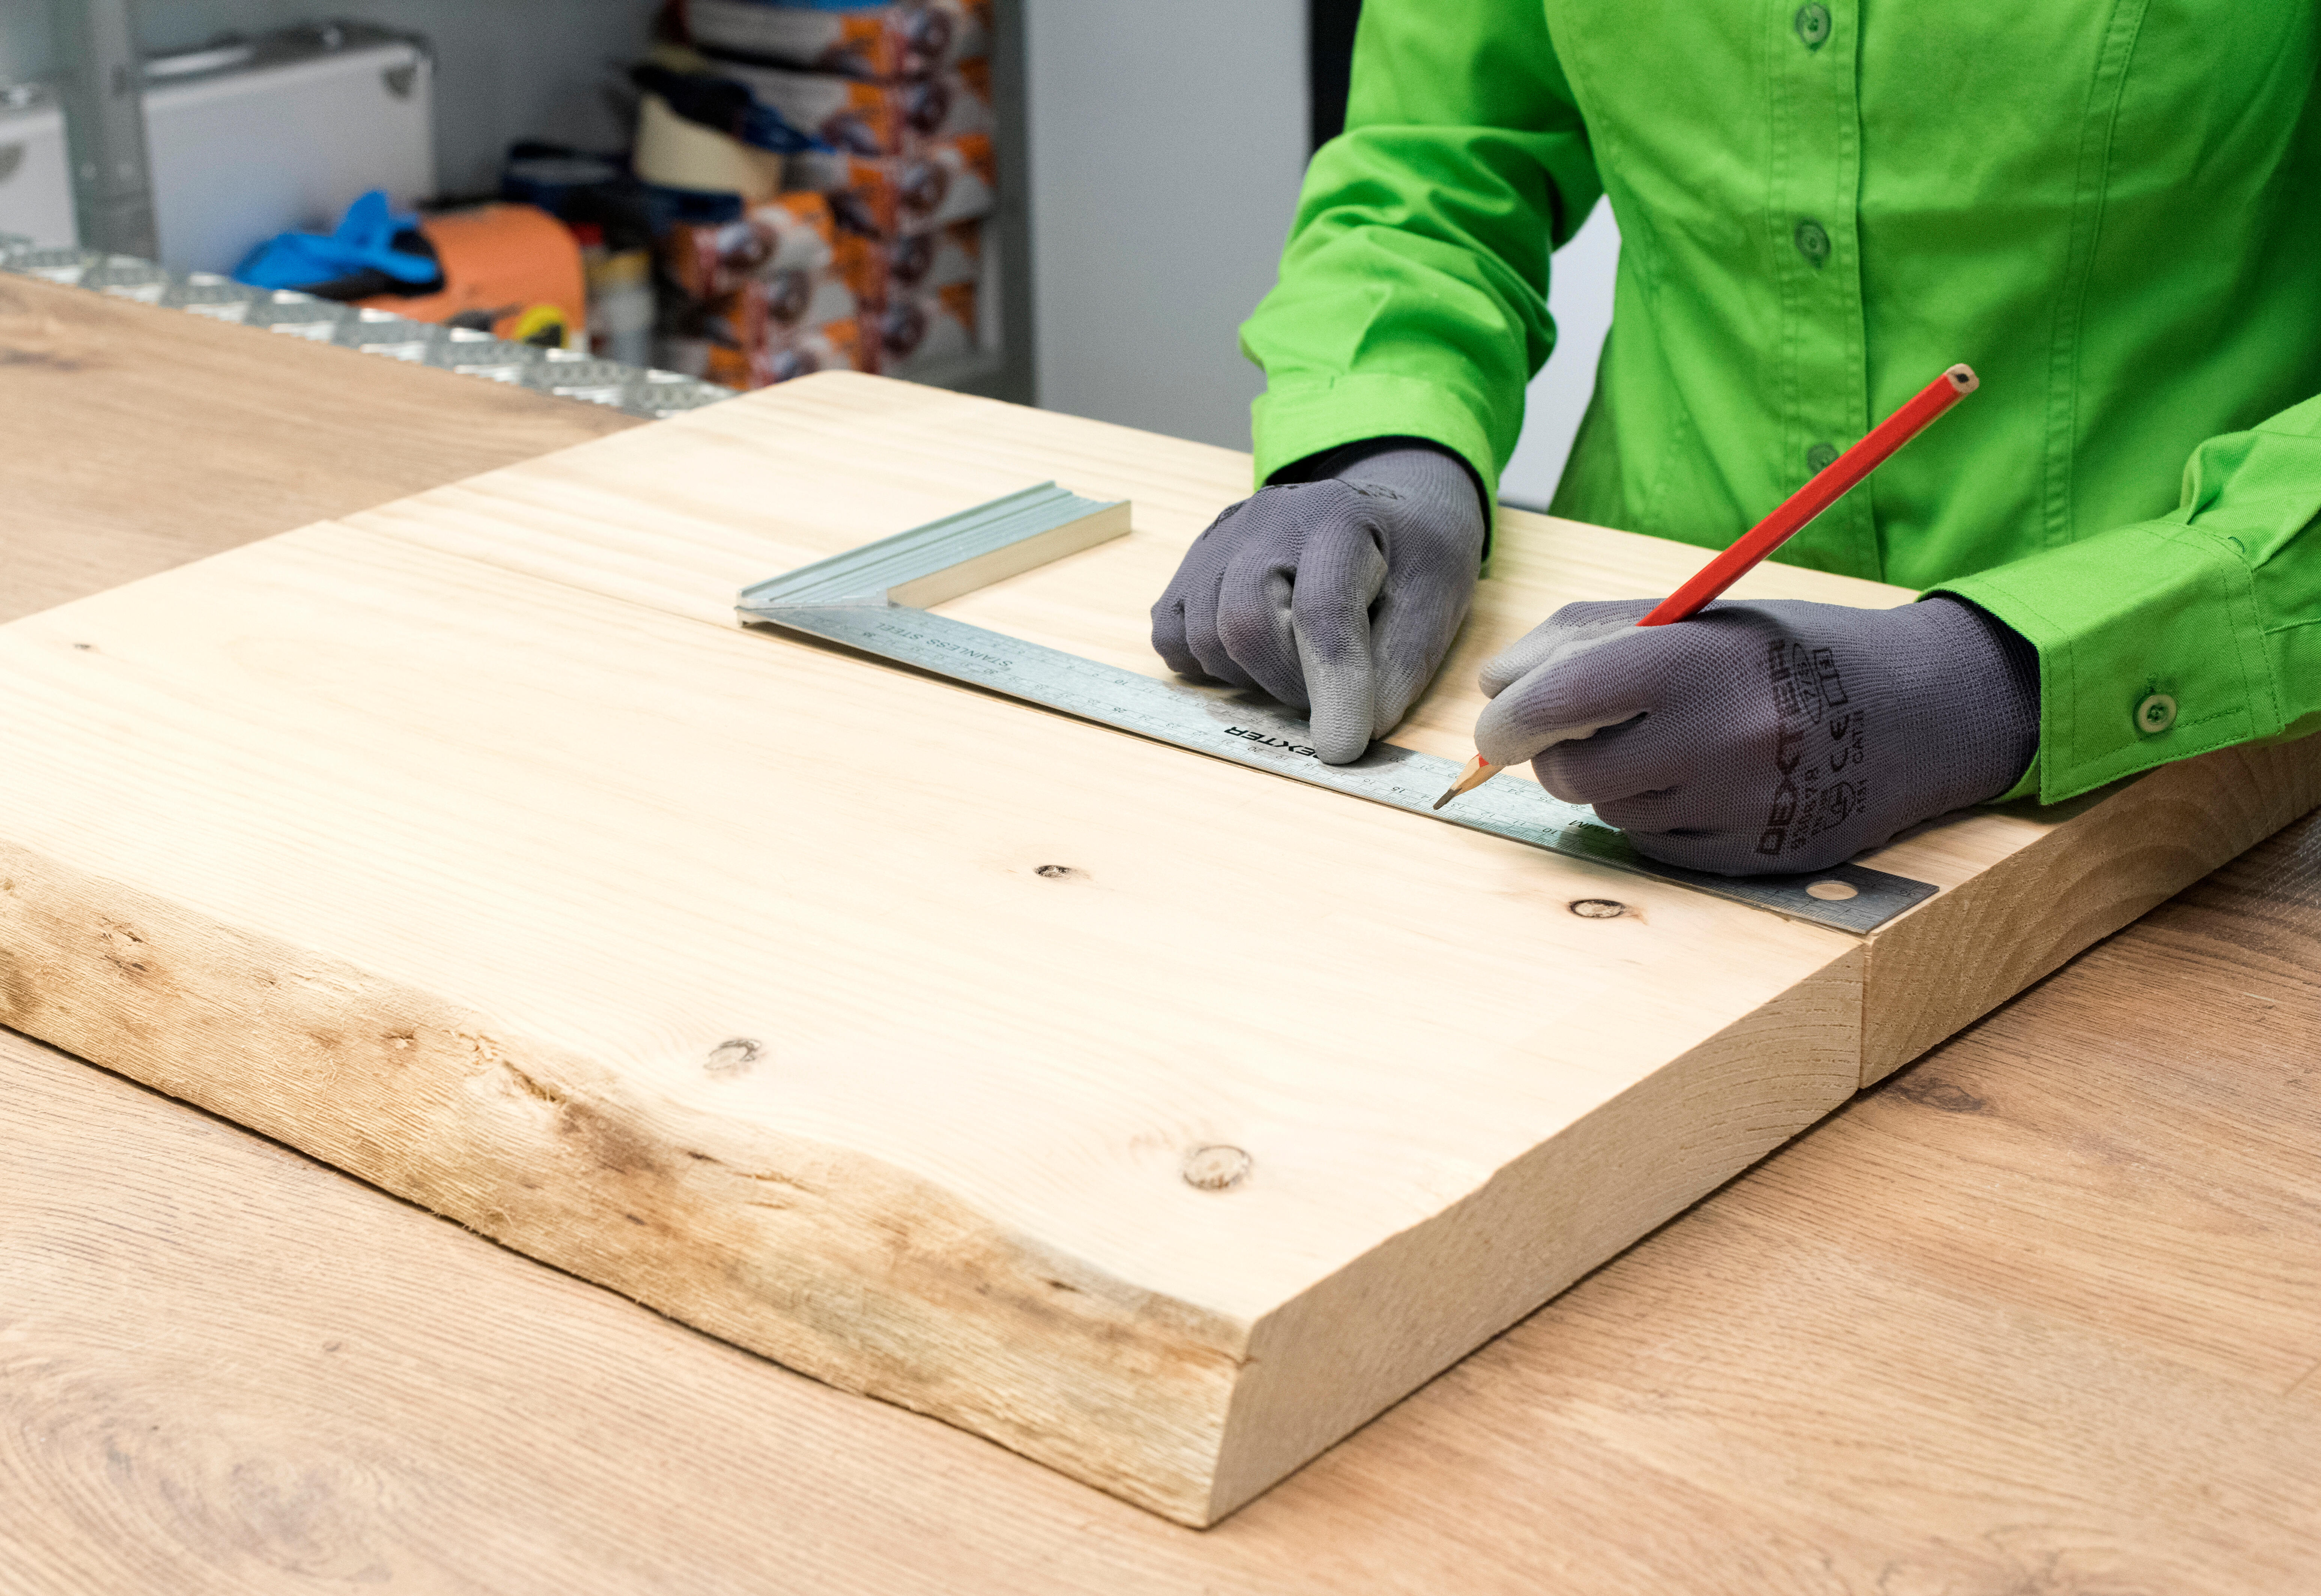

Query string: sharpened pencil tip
[1433,754,1496,811]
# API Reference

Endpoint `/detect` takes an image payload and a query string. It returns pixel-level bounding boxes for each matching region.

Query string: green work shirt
[1242,0,2321,803]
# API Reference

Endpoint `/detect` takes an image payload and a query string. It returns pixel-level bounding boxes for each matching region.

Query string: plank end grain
[0,830,1862,1530]
[0,834,1252,1524]
[0,484,1869,1523]
[1856,734,2321,1085]
[1205,944,1862,1521]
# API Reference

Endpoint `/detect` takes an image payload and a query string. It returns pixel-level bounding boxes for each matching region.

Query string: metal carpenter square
[738,485,1939,934]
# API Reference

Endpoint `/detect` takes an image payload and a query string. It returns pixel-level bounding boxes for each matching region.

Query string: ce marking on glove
[1826,713,1864,773]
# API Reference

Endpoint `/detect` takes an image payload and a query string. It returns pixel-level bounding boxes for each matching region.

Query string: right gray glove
[1148,440,1486,764]
[1471,595,2041,875]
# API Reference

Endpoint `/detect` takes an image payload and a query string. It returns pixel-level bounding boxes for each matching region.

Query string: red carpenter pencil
[1636,362,1979,626]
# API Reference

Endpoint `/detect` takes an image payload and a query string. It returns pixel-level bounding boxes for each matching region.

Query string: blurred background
[0,0,1614,504]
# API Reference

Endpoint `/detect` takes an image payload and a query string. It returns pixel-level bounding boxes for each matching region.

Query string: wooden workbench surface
[3,277,2317,1592]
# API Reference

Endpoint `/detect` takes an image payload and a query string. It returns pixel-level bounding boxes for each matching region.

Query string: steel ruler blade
[738,485,1938,935]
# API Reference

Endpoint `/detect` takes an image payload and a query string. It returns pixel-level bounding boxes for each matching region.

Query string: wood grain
[337,367,2321,1087]
[0,497,1863,1522]
[1859,735,2321,1082]
[2,327,2316,1584]
[7,815,2315,1591]
[2,368,2310,1522]
[0,273,637,626]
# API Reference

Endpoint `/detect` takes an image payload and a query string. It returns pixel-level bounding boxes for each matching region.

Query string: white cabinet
[142,30,435,275]
[0,89,77,246]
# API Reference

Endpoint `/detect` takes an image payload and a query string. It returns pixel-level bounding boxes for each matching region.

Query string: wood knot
[1569,899,1626,918]
[1182,1144,1251,1192]
[1034,864,1084,880]
[1892,1074,1989,1116]
[705,1038,762,1076]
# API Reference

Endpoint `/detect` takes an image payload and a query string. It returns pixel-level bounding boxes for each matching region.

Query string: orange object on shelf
[354,203,585,348]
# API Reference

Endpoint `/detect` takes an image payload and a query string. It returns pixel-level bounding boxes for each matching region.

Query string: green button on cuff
[2135,693,2178,735]
[1806,442,1840,473]
[1794,219,1831,266]
[1794,4,1831,48]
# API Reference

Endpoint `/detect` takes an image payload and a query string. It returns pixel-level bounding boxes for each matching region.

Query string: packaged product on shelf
[667,271,858,351]
[785,133,995,239]
[769,269,858,333]
[703,318,870,390]
[659,191,837,299]
[872,281,977,378]
[772,318,870,384]
[709,60,991,156]
[832,219,981,310]
[688,0,990,81]
[652,283,758,382]
[653,267,860,389]
[500,145,660,364]
[572,224,655,367]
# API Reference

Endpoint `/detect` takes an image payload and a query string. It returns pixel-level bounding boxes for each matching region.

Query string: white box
[142,29,435,275]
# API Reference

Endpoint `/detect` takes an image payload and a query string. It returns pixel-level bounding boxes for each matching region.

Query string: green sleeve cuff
[1930,519,2283,804]
[1251,373,1504,503]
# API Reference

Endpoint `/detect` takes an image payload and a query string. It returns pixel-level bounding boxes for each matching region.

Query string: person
[1150,2,2319,876]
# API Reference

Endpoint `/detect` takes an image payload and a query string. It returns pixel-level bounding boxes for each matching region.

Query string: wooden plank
[0,370,2311,1523]
[0,272,638,626]
[0,376,1869,1524]
[8,301,2313,1590]
[7,816,2316,1590]
[0,508,1859,1523]
[341,370,2321,1086]
[1856,737,2321,1081]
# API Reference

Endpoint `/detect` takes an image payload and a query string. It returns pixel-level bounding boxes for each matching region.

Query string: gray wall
[1022,0,1306,453]
[0,3,53,82]
[0,0,656,195]
[1502,198,1618,510]
[1020,0,1616,503]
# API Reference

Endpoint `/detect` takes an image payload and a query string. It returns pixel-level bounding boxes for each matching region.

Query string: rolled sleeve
[1241,0,1601,502]
[1934,522,2281,801]
[1932,393,2321,803]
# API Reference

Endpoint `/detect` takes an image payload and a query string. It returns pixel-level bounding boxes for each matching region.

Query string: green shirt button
[2135,693,2177,734]
[1806,442,1840,473]
[1794,219,1830,266]
[1794,4,1831,48]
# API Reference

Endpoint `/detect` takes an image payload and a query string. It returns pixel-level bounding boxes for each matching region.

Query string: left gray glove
[1472,595,2040,875]
[1150,440,1485,763]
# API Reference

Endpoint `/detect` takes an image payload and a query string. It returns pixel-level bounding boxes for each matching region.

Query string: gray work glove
[1150,440,1486,763]
[1473,595,2040,875]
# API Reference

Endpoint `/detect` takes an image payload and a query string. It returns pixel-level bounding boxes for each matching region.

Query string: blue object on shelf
[232,190,440,291]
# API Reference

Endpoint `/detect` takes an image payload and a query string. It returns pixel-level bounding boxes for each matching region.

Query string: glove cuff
[1892,596,2042,813]
[1271,437,1490,557]
[1322,440,1488,556]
